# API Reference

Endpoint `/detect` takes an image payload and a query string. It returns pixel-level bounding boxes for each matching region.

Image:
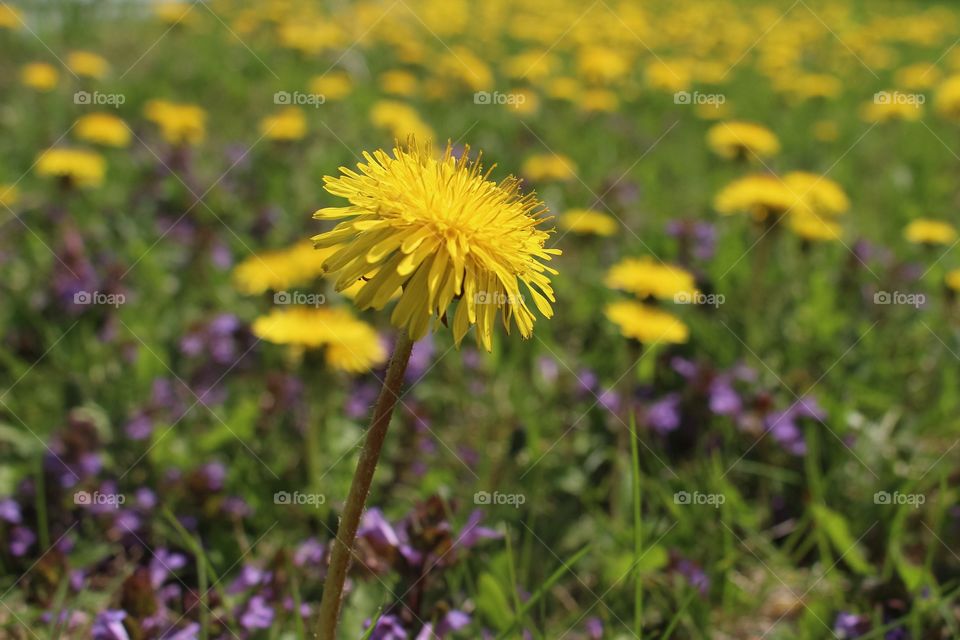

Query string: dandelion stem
[316,330,416,640]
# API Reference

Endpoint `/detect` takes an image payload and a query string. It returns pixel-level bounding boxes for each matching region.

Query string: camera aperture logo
[74,90,126,108]
[274,91,325,108]
[74,490,125,509]
[274,291,326,307]
[74,291,125,308]
[674,490,725,508]
[674,291,724,307]
[474,490,525,508]
[874,491,925,509]
[873,290,925,308]
[274,491,326,508]
[674,91,726,108]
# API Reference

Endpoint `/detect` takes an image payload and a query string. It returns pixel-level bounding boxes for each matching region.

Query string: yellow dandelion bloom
[545,77,581,101]
[904,219,956,245]
[144,100,207,146]
[521,153,577,182]
[935,75,960,119]
[379,70,419,97]
[0,4,22,29]
[67,51,110,79]
[577,89,619,113]
[645,60,692,92]
[252,307,386,373]
[896,63,940,90]
[605,301,689,345]
[155,2,196,26]
[707,121,780,161]
[559,209,618,237]
[308,72,353,101]
[74,112,131,148]
[436,47,492,91]
[714,174,796,220]
[369,101,434,143]
[260,107,307,141]
[783,172,849,216]
[860,92,924,123]
[0,185,19,208]
[21,63,59,92]
[605,257,698,301]
[312,141,560,351]
[233,242,340,295]
[577,46,630,85]
[35,149,106,188]
[945,268,960,292]
[789,214,843,242]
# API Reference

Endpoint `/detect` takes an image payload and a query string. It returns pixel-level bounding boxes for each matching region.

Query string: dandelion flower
[707,121,780,161]
[605,257,698,301]
[21,63,58,92]
[521,153,577,182]
[379,70,419,97]
[860,93,924,123]
[789,214,843,242]
[369,101,434,143]
[67,51,110,79]
[312,140,560,351]
[904,219,956,245]
[0,185,19,208]
[714,174,796,221]
[945,268,960,292]
[75,113,131,148]
[559,209,618,237]
[783,172,849,216]
[252,307,386,373]
[0,4,22,30]
[605,301,689,345]
[35,149,106,188]
[233,242,340,295]
[308,72,353,101]
[144,100,207,146]
[935,75,960,120]
[260,107,307,142]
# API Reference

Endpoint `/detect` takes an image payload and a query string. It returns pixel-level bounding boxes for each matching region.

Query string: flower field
[2,0,960,638]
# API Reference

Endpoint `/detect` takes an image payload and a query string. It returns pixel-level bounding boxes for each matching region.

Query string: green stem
[316,331,416,640]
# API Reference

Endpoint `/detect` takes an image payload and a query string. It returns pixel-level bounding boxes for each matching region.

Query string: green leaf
[476,572,513,633]
[811,505,871,575]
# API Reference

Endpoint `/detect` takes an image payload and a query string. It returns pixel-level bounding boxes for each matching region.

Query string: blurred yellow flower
[714,174,796,220]
[0,185,19,208]
[605,257,698,301]
[154,2,196,26]
[144,100,207,145]
[21,62,59,92]
[545,77,581,101]
[645,59,692,92]
[233,242,340,295]
[577,89,619,113]
[896,63,940,90]
[436,47,492,91]
[934,75,960,119]
[260,107,307,141]
[0,4,22,29]
[35,148,106,188]
[308,72,353,101]
[252,307,387,373]
[67,51,110,79]
[75,112,131,148]
[605,300,689,344]
[379,70,419,97]
[577,46,630,85]
[559,209,617,237]
[789,214,842,242]
[707,121,780,160]
[904,219,956,245]
[521,153,577,182]
[369,101,434,142]
[945,269,960,292]
[312,141,560,350]
[860,92,924,123]
[783,172,849,216]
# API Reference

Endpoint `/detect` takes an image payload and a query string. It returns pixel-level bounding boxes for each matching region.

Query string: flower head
[605,257,698,301]
[559,208,617,236]
[521,153,577,182]
[0,4,22,30]
[260,107,307,141]
[789,214,842,242]
[904,219,956,245]
[35,149,106,188]
[144,100,207,145]
[21,62,58,91]
[783,172,849,216]
[714,174,796,220]
[313,141,560,350]
[233,242,339,295]
[252,307,386,373]
[605,301,688,345]
[707,121,780,160]
[67,51,110,79]
[0,185,19,208]
[75,113,131,148]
